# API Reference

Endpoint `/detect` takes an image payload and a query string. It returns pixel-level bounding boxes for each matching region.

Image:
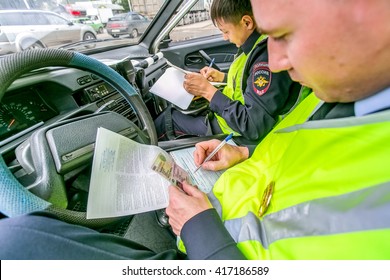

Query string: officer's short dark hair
[210,0,253,26]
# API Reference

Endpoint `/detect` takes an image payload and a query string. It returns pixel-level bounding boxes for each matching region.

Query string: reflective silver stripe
[223,181,390,249]
[208,191,222,216]
[225,211,269,246]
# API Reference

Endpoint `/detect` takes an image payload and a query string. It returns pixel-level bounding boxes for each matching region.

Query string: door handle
[185,56,203,65]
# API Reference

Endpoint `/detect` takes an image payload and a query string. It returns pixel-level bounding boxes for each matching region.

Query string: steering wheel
[0,49,157,228]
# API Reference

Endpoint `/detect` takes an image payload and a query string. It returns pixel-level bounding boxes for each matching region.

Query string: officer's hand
[194,139,249,171]
[183,72,217,101]
[200,66,225,82]
[166,182,212,236]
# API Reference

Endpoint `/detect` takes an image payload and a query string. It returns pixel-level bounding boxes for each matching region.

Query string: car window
[0,13,22,25]
[45,14,69,25]
[109,15,125,21]
[131,14,142,20]
[169,0,222,43]
[0,0,220,55]
[24,12,49,25]
[0,12,48,26]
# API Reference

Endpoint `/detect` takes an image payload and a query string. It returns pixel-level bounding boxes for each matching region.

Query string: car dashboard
[0,54,168,160]
[0,50,179,223]
[0,48,224,223]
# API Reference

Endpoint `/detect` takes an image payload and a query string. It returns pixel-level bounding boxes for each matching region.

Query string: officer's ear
[241,15,255,30]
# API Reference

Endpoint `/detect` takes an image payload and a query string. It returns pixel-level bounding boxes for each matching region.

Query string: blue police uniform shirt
[355,87,390,116]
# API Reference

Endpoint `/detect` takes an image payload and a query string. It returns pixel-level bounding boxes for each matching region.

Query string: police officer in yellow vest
[154,0,302,145]
[166,0,390,259]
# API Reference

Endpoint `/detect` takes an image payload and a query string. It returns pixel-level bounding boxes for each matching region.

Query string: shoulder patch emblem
[252,62,271,96]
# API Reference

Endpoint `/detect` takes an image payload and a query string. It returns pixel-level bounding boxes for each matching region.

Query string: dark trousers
[154,108,222,141]
[0,212,183,260]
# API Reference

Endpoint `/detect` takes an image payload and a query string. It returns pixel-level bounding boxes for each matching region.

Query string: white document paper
[149,67,194,110]
[170,147,226,194]
[87,128,170,219]
[87,128,230,219]
[165,60,191,74]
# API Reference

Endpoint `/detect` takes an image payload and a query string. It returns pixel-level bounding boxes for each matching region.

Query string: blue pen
[208,58,215,69]
[194,133,234,173]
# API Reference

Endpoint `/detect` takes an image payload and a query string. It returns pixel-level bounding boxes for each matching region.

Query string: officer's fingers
[201,159,225,171]
[200,66,208,75]
[168,184,212,236]
[182,79,189,89]
[197,139,222,151]
[193,151,204,166]
[204,68,214,77]
[201,146,235,171]
[192,74,207,87]
[194,140,220,165]
[168,184,185,198]
[194,144,207,165]
[201,67,211,78]
[185,72,196,78]
[184,74,195,87]
[181,181,201,197]
[183,80,197,95]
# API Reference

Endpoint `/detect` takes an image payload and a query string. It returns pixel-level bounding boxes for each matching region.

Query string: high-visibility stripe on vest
[210,93,390,259]
[215,35,266,135]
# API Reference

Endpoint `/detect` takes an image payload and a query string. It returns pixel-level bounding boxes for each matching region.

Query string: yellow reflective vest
[215,35,266,135]
[210,93,390,259]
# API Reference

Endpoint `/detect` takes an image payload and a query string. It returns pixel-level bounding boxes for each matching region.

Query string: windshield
[0,0,221,56]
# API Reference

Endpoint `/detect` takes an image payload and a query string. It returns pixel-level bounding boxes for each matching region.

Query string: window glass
[24,13,49,25]
[132,14,142,20]
[109,14,126,21]
[0,13,21,25]
[170,0,221,43]
[46,14,68,25]
[0,0,221,55]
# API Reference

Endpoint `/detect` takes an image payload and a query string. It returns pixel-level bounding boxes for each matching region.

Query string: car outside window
[169,0,221,43]
[0,13,21,25]
[130,14,141,20]
[0,0,220,55]
[0,9,97,55]
[24,12,49,25]
[45,14,69,25]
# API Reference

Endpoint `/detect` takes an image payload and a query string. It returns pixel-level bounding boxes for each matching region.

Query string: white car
[0,10,97,55]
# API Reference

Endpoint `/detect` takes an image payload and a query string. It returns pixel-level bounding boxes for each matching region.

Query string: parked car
[106,12,151,38]
[0,10,97,55]
[71,16,104,34]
